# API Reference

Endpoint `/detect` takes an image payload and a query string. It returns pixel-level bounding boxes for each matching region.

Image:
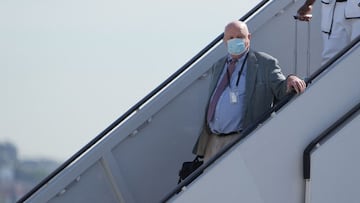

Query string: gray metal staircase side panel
[25,44,226,203]
[311,112,360,203]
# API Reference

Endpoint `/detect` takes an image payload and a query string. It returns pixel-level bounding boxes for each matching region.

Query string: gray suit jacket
[193,50,288,156]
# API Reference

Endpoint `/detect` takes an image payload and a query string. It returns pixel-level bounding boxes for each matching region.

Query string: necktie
[207,58,237,122]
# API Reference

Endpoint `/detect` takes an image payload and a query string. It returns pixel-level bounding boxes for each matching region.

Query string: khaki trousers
[203,132,242,162]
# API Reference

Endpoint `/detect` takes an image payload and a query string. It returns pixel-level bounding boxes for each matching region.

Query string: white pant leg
[322,3,350,64]
[322,2,360,64]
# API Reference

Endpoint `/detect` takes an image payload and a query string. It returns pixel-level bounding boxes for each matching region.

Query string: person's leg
[322,3,349,64]
[203,133,241,162]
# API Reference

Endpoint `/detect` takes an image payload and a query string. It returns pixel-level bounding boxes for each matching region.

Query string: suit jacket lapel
[244,50,259,113]
[210,56,227,93]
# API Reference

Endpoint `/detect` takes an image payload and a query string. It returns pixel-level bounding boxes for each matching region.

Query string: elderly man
[193,20,306,161]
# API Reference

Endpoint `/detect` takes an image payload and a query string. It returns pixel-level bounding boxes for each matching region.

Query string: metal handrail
[302,101,360,203]
[303,101,360,180]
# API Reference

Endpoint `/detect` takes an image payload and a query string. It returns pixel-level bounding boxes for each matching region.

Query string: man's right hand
[295,4,313,21]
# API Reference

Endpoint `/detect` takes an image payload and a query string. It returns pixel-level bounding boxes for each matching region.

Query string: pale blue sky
[1,0,257,161]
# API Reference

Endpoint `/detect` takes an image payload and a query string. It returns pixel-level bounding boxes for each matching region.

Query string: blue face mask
[227,38,246,55]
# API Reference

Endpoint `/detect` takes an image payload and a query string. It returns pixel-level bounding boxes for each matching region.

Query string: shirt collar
[227,49,249,63]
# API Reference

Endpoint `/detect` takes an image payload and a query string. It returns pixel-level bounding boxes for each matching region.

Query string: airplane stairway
[18,0,360,202]
[165,36,360,203]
